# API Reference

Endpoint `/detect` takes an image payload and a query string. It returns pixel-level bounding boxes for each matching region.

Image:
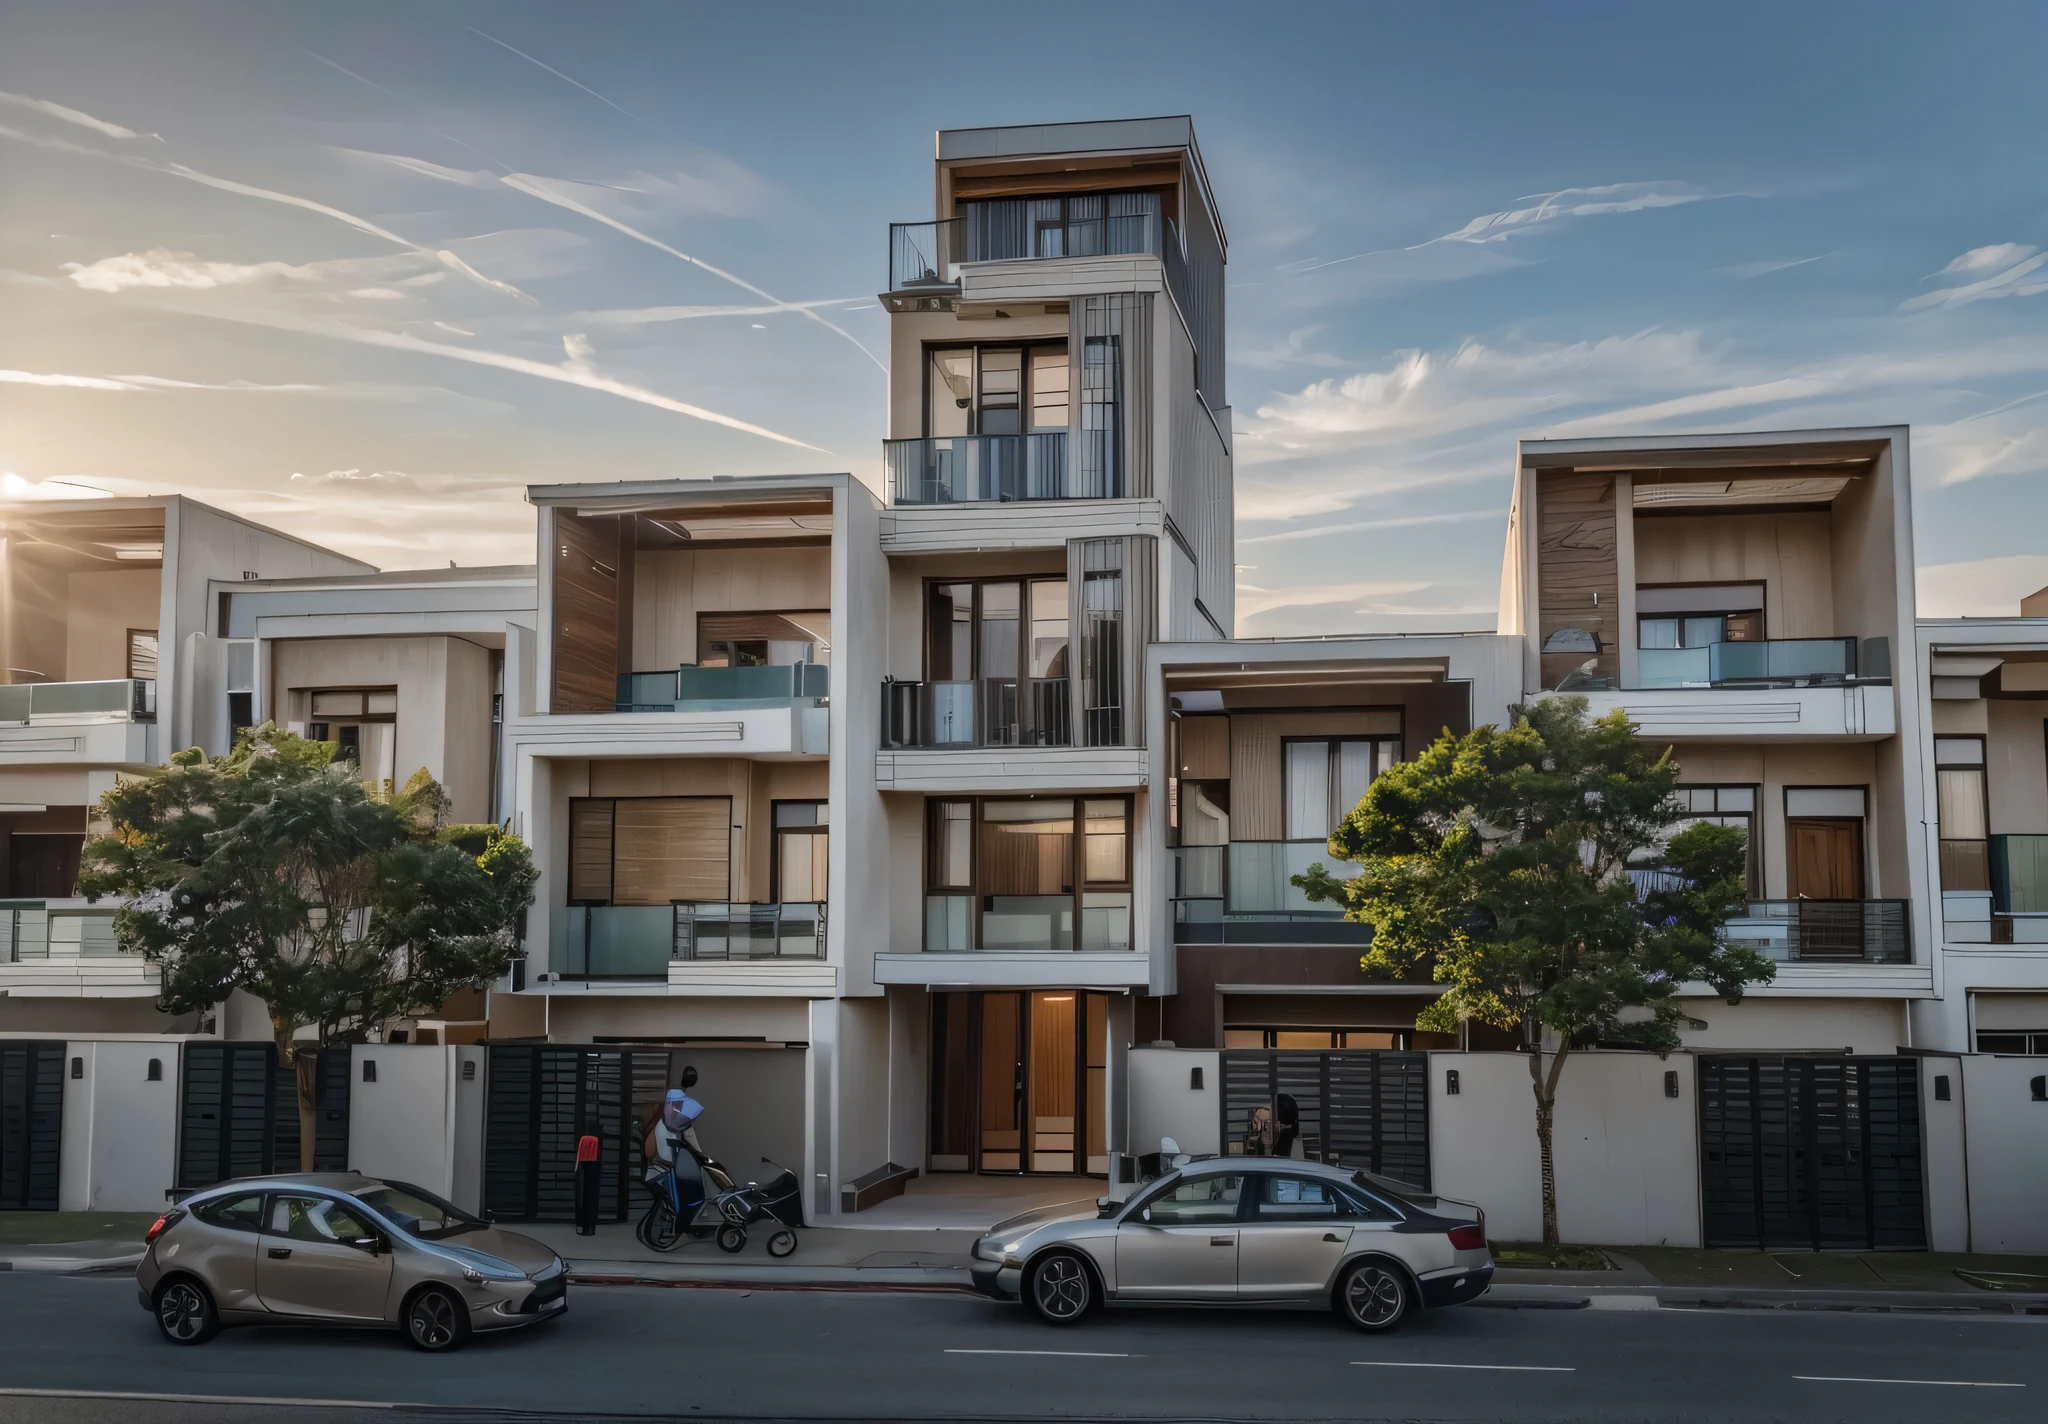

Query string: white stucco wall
[58,1040,182,1211]
[1127,1047,1220,1158]
[1918,1054,1970,1253]
[347,1045,473,1205]
[1961,1054,2048,1253]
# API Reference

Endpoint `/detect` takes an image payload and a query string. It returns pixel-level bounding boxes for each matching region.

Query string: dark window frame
[921,794,1133,951]
[922,339,1071,438]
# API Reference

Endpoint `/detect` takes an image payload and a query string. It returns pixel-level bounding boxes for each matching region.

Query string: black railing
[673,902,826,961]
[889,219,962,292]
[1720,899,1912,964]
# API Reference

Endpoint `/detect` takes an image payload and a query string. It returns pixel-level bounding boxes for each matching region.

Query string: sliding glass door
[928,990,1111,1176]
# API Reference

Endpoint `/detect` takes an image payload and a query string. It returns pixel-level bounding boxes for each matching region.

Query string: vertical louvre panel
[569,800,615,902]
[483,1047,538,1220]
[485,1045,660,1223]
[0,1042,63,1210]
[1698,1056,1925,1251]
[1221,1050,1430,1190]
[613,797,731,904]
[178,1044,277,1189]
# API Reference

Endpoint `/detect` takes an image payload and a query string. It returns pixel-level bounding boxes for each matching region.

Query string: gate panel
[1221,1050,1430,1190]
[484,1045,670,1222]
[0,1042,64,1210]
[1698,1055,1925,1251]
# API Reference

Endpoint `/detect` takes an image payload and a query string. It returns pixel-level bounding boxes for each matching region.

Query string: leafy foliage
[78,725,536,1051]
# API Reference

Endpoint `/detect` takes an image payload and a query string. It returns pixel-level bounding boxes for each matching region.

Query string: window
[773,801,828,904]
[1251,1175,1397,1221]
[1638,785,1761,898]
[959,190,1162,263]
[195,1193,267,1232]
[697,612,830,668]
[1137,1173,1242,1225]
[1976,1031,2048,1055]
[1935,737,1990,893]
[924,578,1069,747]
[1079,544,1125,746]
[567,797,732,905]
[126,629,159,680]
[1284,738,1400,842]
[924,796,1132,952]
[1638,612,1761,649]
[353,1182,483,1240]
[268,1194,374,1244]
[302,688,397,791]
[923,343,1068,438]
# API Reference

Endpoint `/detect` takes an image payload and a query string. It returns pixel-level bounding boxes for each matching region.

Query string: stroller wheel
[767,1228,797,1258]
[716,1224,747,1254]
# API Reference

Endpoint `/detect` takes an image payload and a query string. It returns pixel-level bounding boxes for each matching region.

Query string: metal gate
[482,1046,670,1222]
[177,1044,350,1189]
[1698,1056,1926,1250]
[0,1042,64,1210]
[1221,1050,1430,1189]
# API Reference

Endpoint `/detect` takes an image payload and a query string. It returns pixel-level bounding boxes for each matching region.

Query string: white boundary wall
[346,1045,486,1211]
[1961,1055,2048,1253]
[58,1040,183,1211]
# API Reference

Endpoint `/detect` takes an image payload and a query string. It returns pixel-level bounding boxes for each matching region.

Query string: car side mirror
[1096,1197,1116,1219]
[348,1234,383,1254]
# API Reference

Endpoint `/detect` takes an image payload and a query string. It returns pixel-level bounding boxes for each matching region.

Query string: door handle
[1210,1235,1233,1246]
[267,1247,292,1259]
[1323,1233,1345,1243]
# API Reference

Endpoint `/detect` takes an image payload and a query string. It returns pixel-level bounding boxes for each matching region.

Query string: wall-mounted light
[1934,1075,1951,1102]
[70,1056,83,1080]
[362,1059,378,1084]
[146,1058,162,1082]
[1189,1066,1204,1091]
[1664,1071,1680,1099]
[1446,1069,1461,1096]
[462,1060,478,1082]
[2032,1075,2045,1102]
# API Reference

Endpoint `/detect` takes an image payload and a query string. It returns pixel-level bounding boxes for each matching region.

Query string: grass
[0,1212,159,1246]
[1491,1242,1614,1271]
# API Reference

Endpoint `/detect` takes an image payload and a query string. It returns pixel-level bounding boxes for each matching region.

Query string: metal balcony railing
[881,677,1071,749]
[889,218,962,291]
[1719,899,1912,963]
[0,678,155,724]
[616,662,828,712]
[885,432,1119,506]
[1634,637,1871,690]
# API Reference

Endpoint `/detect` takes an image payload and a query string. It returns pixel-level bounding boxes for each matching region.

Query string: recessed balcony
[882,677,1071,750]
[1719,899,1912,964]
[1170,842,1375,946]
[617,663,829,713]
[0,678,155,724]
[557,901,828,980]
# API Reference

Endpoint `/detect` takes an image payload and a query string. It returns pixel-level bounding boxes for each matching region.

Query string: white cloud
[1918,555,2048,618]
[0,89,157,141]
[1939,243,2037,276]
[1,471,115,499]
[1238,508,1506,546]
[1903,246,2048,311]
[339,149,496,188]
[1,367,319,392]
[62,249,320,293]
[1233,579,1429,619]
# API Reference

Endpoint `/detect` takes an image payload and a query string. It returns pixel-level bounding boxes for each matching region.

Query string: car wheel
[154,1277,219,1346]
[1025,1251,1095,1326]
[716,1224,748,1254]
[1337,1259,1410,1333]
[767,1228,798,1258]
[405,1286,472,1352]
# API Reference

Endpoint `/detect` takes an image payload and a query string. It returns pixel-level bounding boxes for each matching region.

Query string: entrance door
[1789,819,1864,899]
[929,991,1109,1176]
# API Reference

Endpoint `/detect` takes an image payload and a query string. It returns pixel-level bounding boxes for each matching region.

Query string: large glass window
[923,344,1068,438]
[1936,737,1989,893]
[1138,1174,1242,1224]
[924,797,1132,952]
[1283,738,1399,842]
[1080,547,1125,747]
[773,801,828,904]
[924,577,1068,747]
[960,190,1162,264]
[303,688,398,792]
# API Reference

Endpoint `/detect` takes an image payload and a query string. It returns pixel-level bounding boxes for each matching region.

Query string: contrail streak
[469,27,639,120]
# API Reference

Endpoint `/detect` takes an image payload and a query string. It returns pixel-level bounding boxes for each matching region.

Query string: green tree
[1296,696,1771,1247]
[78,725,536,1169]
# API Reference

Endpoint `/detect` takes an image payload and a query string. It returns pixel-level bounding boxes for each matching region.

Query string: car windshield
[354,1181,486,1240]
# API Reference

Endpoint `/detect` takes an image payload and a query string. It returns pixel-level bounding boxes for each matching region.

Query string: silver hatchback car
[970,1159,1492,1332]
[137,1173,566,1351]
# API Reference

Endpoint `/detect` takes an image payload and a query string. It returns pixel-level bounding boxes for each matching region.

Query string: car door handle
[1210,1235,1233,1246]
[267,1247,291,1259]
[1324,1233,1345,1243]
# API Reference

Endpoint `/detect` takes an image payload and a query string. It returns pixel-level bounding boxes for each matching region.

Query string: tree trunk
[274,1018,318,1173]
[1528,1038,1572,1249]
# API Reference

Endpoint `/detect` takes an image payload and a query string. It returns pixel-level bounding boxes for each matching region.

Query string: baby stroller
[638,1147,803,1258]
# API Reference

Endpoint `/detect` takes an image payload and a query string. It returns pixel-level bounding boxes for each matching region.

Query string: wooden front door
[1789,819,1864,899]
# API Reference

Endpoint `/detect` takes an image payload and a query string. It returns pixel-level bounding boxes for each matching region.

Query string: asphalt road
[0,1274,2043,1423]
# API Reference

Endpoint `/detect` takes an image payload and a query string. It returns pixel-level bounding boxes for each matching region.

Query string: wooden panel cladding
[1177,715,1229,779]
[1536,473,1620,691]
[1228,711,1404,842]
[613,797,732,905]
[568,800,615,903]
[552,510,626,714]
[1633,511,1834,640]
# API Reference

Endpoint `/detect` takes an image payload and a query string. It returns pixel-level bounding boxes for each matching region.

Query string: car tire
[153,1276,219,1346]
[1336,1258,1411,1333]
[1024,1251,1095,1326]
[404,1285,473,1352]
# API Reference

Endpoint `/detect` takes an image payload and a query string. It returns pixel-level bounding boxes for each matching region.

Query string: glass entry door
[929,990,1109,1176]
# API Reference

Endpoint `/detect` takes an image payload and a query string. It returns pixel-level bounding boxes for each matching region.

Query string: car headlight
[461,1264,525,1284]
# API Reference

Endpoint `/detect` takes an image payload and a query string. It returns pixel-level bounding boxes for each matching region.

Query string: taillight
[145,1208,185,1245]
[1447,1223,1486,1251]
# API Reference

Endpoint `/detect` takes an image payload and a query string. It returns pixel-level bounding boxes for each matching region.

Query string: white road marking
[1355,1362,1576,1372]
[946,1348,1132,1358]
[1794,1375,2024,1388]
[0,1388,399,1408]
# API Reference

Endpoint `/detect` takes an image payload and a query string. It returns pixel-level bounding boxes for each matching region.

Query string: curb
[1477,1283,2048,1316]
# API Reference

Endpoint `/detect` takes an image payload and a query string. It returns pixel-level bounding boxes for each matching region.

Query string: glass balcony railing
[0,678,155,724]
[920,892,1132,953]
[615,663,828,713]
[889,218,962,291]
[1991,834,2048,915]
[881,677,1071,749]
[1718,899,1911,963]
[1634,638,1864,690]
[885,431,1122,505]
[1168,842,1375,945]
[559,901,827,978]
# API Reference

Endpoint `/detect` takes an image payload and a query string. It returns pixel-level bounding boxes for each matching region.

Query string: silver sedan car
[970,1159,1492,1332]
[136,1173,567,1351]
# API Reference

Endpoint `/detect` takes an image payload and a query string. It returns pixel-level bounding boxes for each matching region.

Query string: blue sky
[4,2,2048,632]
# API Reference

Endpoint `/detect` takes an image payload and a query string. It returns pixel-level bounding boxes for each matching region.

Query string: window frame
[770,799,829,904]
[1280,735,1402,844]
[194,1190,269,1234]
[921,794,1134,951]
[922,339,1072,439]
[920,574,1072,748]
[1121,1170,1247,1226]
